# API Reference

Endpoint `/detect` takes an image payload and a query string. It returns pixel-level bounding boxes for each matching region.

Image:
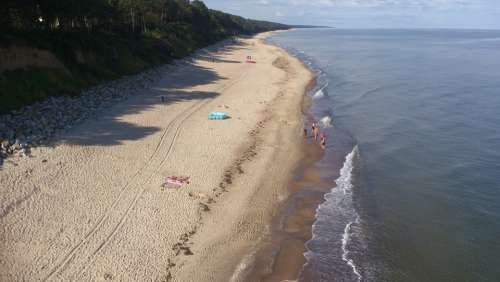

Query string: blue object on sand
[208,112,228,120]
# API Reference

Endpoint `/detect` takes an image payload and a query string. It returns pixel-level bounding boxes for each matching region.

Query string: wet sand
[242,77,348,281]
[242,129,331,282]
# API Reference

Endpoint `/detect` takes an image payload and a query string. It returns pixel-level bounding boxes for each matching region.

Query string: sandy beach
[0,32,313,281]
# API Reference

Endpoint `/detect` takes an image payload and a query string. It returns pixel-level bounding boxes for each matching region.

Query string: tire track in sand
[43,66,250,281]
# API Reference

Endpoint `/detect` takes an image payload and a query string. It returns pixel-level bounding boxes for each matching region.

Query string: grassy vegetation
[1,68,81,112]
[0,31,173,113]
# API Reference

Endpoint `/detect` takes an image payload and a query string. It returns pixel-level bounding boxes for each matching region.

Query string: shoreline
[0,31,315,281]
[170,33,316,282]
[242,37,351,282]
[240,59,334,282]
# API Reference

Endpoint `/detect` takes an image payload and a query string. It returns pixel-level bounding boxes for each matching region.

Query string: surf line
[312,82,329,99]
[337,146,362,281]
[342,217,362,282]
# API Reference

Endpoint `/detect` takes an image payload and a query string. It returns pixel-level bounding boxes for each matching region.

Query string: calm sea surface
[269,29,500,282]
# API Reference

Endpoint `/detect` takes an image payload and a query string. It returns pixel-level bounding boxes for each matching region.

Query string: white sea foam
[229,248,257,282]
[337,146,362,281]
[313,89,324,99]
[302,146,361,280]
[320,115,333,128]
[336,146,357,194]
[342,217,362,282]
[312,83,329,99]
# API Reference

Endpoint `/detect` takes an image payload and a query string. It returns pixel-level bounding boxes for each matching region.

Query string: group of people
[304,122,327,150]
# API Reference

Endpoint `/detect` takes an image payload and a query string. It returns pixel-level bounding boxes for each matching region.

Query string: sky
[203,0,500,29]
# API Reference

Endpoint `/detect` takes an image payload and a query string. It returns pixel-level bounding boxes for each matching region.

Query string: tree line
[1,0,288,41]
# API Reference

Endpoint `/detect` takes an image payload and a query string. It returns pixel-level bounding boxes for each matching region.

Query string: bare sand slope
[0,32,313,281]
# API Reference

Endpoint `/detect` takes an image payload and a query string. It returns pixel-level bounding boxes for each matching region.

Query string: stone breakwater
[0,65,170,164]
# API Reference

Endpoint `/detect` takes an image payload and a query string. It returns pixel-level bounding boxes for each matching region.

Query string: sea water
[269,29,500,281]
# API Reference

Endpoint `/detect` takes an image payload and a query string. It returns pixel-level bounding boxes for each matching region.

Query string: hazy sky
[203,0,500,29]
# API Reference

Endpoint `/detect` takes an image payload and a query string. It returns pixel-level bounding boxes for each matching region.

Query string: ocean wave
[302,146,362,281]
[229,248,257,282]
[342,217,362,282]
[337,146,362,281]
[312,88,325,99]
[312,83,329,100]
[337,146,357,194]
[320,115,333,128]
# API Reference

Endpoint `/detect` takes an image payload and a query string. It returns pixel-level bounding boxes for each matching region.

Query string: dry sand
[0,32,313,281]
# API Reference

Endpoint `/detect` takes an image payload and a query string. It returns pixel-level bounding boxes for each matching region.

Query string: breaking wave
[302,146,362,282]
[313,83,329,99]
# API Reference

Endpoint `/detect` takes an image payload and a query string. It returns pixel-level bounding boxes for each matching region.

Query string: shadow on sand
[197,55,242,64]
[54,43,243,147]
[60,88,219,146]
[0,39,250,168]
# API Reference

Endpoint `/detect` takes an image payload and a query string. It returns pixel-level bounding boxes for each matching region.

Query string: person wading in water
[312,123,319,140]
[320,133,326,150]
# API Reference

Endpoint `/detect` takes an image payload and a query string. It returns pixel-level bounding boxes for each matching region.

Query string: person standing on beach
[311,123,317,140]
[320,133,326,149]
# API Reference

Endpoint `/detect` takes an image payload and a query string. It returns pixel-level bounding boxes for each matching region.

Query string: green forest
[0,0,288,113]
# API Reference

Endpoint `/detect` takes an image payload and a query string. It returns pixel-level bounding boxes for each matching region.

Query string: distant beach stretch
[0,32,313,281]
